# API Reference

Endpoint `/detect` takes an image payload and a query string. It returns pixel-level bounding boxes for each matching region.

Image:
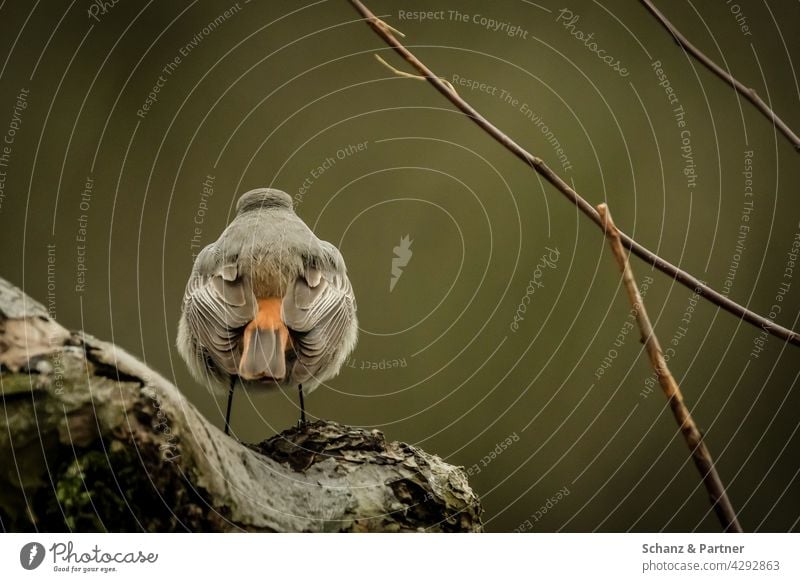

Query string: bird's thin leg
[298,383,307,427]
[224,375,236,436]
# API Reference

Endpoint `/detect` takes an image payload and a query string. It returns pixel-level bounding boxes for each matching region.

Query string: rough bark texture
[0,277,482,532]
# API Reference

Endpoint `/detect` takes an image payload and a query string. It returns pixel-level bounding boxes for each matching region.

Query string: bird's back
[197,203,330,296]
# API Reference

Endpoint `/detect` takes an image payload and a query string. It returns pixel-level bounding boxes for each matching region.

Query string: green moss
[53,445,169,532]
[0,373,37,397]
[55,456,97,531]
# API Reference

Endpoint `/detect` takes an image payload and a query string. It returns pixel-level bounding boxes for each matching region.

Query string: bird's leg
[297,383,307,428]
[224,375,236,436]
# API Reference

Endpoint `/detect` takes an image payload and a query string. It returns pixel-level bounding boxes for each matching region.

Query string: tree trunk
[0,277,482,532]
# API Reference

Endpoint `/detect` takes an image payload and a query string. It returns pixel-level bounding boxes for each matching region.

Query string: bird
[177,188,358,435]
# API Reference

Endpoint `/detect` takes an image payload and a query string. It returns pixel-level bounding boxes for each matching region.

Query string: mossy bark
[0,277,482,532]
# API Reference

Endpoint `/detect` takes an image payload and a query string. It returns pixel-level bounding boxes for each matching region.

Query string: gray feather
[240,328,287,380]
[177,188,358,395]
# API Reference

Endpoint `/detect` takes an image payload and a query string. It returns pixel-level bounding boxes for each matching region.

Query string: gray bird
[177,188,358,434]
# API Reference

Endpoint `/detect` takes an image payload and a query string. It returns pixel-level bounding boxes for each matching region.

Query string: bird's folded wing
[182,264,257,375]
[282,267,356,384]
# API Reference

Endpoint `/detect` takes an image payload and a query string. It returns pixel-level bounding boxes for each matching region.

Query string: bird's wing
[182,262,257,375]
[282,265,357,385]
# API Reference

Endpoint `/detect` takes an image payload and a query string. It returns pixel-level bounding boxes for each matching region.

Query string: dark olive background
[1,0,798,532]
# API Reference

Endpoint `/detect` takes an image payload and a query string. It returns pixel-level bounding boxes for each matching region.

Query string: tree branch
[640,0,800,151]
[345,0,800,348]
[0,277,482,532]
[597,204,742,533]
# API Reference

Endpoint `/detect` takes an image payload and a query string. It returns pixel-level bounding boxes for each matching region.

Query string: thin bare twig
[598,203,743,533]
[374,54,458,94]
[641,0,800,151]
[346,0,800,348]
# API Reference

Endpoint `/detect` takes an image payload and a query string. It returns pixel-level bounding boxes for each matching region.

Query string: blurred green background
[1,0,798,532]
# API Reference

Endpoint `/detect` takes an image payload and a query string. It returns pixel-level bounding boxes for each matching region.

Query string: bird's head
[235,188,293,215]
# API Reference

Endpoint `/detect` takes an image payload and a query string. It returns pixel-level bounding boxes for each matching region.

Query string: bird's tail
[238,298,290,380]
